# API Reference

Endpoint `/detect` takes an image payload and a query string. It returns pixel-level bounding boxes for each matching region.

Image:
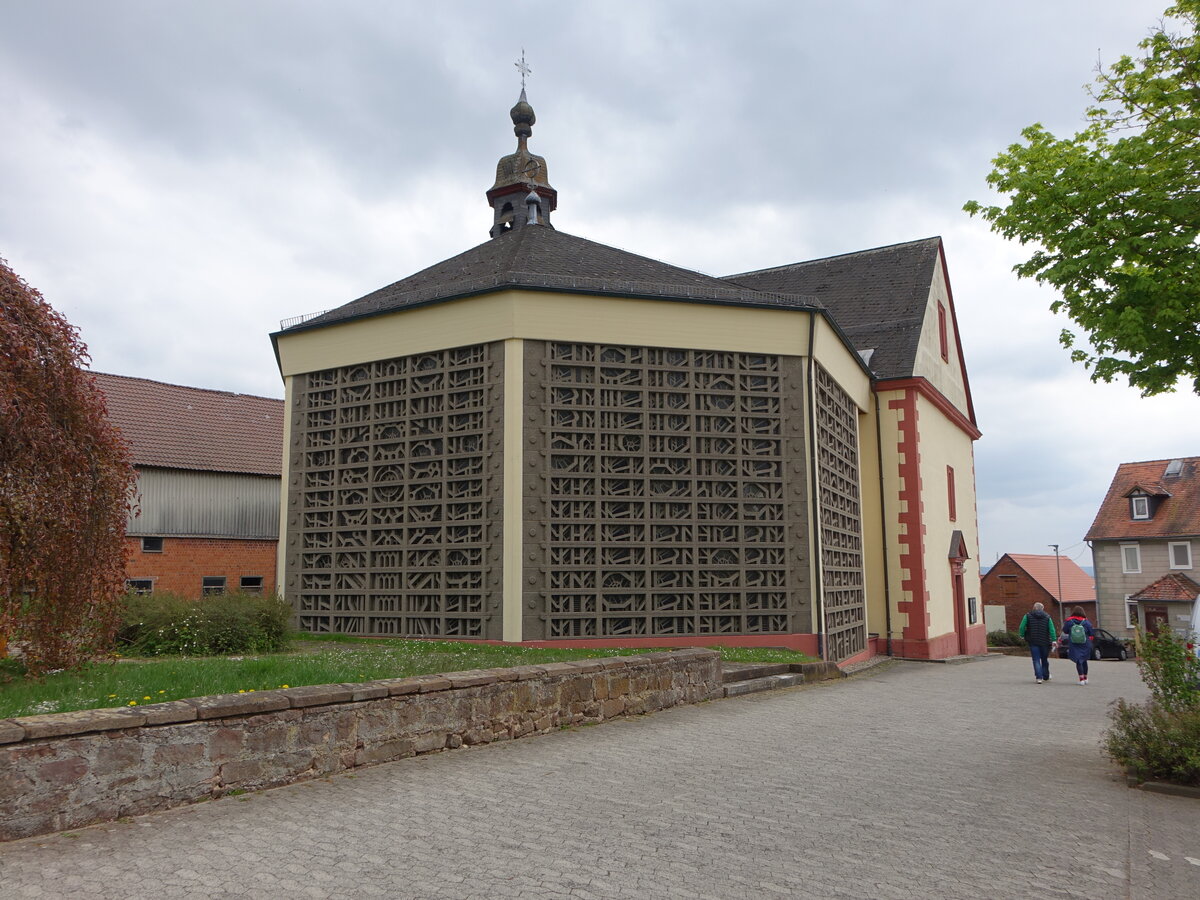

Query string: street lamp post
[1050,543,1065,629]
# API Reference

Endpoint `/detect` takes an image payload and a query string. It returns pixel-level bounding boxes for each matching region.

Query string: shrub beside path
[1,654,1198,899]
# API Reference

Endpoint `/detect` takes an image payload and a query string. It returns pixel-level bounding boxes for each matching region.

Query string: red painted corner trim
[889,388,929,642]
[877,376,981,440]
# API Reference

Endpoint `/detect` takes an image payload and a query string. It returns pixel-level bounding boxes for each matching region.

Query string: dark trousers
[1029,644,1050,680]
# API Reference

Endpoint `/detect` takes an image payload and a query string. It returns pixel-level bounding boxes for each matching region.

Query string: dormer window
[1130,493,1150,520]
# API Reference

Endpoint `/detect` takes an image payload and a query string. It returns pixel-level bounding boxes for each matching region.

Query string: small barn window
[999,574,1018,598]
[141,537,164,553]
[202,576,227,596]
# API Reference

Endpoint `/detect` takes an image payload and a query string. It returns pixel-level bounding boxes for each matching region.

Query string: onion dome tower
[487,86,557,238]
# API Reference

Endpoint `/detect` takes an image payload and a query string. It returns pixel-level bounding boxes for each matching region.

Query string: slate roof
[997,553,1096,604]
[722,237,943,380]
[1086,458,1200,541]
[281,225,822,333]
[1129,572,1200,602]
[91,373,284,476]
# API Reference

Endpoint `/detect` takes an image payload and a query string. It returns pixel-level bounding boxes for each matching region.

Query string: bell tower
[487,55,557,237]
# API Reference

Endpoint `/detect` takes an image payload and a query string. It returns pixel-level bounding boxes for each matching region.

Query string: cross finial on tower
[515,50,531,90]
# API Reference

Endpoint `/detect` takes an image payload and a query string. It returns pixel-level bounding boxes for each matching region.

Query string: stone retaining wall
[0,648,721,842]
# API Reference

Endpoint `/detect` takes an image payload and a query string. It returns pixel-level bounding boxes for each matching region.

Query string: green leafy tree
[0,258,137,674]
[965,1,1200,396]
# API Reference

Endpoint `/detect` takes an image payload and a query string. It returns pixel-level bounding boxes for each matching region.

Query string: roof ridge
[723,236,941,280]
[91,371,282,403]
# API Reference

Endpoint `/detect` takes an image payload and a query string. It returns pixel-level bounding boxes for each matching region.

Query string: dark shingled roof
[1087,458,1200,541]
[722,237,943,380]
[280,225,822,333]
[92,373,284,476]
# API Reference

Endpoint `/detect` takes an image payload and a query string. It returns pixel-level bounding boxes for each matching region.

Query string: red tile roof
[91,372,284,476]
[1002,554,1095,604]
[1130,573,1200,602]
[1087,458,1200,540]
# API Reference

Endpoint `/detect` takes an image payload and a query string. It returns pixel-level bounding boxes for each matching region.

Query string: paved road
[2,654,1199,899]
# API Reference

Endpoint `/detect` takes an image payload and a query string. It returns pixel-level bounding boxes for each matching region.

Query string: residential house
[980,553,1096,633]
[93,373,284,598]
[1086,457,1200,637]
[268,89,983,662]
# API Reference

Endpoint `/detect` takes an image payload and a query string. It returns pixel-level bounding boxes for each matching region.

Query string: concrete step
[724,673,806,697]
[722,663,793,684]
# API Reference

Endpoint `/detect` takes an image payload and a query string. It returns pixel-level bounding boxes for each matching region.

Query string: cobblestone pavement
[2,654,1199,899]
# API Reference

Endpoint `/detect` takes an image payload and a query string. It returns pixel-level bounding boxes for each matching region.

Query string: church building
[270,89,983,664]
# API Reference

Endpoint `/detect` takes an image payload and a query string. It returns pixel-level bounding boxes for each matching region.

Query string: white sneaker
[1046,673,1052,680]
[1036,679,1043,684]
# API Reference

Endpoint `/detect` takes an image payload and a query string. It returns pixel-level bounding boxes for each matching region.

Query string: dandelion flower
[143,696,151,700]
[128,701,137,706]
[108,694,117,699]
[158,690,165,694]
[238,690,246,694]
[280,684,289,689]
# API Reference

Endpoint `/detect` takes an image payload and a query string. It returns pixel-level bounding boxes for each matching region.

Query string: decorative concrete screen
[287,343,504,639]
[814,363,867,659]
[524,341,811,640]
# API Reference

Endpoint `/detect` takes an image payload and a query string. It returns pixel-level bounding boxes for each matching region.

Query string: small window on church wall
[937,302,949,361]
[946,465,956,521]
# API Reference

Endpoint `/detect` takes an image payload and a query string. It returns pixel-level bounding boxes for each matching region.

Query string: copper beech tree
[0,258,136,674]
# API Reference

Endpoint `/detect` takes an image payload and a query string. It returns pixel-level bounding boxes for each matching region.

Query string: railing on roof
[278,272,821,331]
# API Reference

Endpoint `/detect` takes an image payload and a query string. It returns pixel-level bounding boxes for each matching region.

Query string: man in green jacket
[1018,601,1057,684]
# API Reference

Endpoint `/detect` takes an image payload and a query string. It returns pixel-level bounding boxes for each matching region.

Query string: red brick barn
[981,553,1096,633]
[93,373,284,598]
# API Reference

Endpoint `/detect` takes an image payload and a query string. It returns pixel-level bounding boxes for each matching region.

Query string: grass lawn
[0,634,815,719]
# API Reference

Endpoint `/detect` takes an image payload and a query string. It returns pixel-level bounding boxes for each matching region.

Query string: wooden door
[1145,605,1170,636]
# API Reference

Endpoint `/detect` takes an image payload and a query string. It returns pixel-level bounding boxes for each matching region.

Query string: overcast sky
[3,0,1196,570]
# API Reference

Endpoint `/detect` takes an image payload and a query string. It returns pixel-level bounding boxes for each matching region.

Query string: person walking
[1018,601,1057,684]
[1061,605,1095,685]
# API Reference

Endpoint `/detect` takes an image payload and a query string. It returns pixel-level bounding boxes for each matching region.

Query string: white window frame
[1125,597,1138,629]
[1121,543,1141,574]
[125,578,154,595]
[1169,541,1193,569]
[1130,495,1150,519]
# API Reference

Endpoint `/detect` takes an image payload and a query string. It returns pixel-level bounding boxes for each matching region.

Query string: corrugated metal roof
[1003,553,1096,604]
[1086,458,1200,541]
[91,372,284,476]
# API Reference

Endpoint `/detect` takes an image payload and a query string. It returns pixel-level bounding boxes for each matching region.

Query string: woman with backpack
[1061,605,1095,685]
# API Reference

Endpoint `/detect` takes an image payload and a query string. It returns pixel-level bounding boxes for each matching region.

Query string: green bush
[1104,628,1200,785]
[117,591,291,656]
[1135,628,1200,713]
[987,629,1025,647]
[1104,698,1200,786]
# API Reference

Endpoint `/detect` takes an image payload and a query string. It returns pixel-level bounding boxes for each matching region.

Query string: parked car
[1057,628,1131,661]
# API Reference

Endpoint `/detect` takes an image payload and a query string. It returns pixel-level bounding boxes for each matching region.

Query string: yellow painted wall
[873,387,911,640]
[812,317,873,411]
[277,375,294,602]
[857,398,889,641]
[276,290,828,377]
[912,256,970,417]
[915,391,981,639]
